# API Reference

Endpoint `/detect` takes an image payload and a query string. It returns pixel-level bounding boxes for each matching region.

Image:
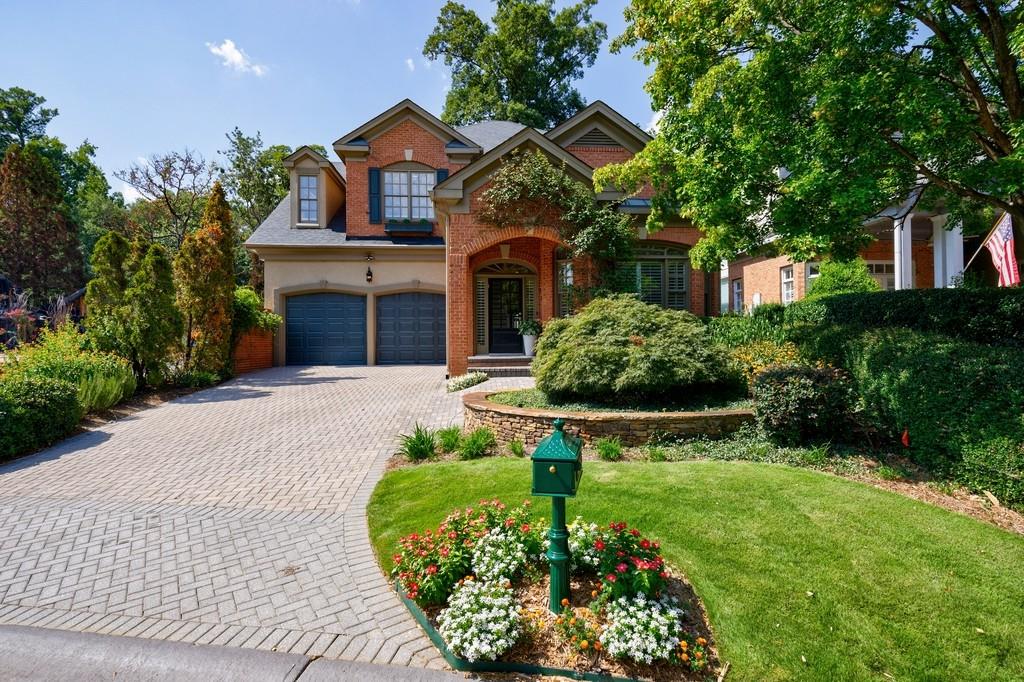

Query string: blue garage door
[285,293,366,365]
[376,292,446,365]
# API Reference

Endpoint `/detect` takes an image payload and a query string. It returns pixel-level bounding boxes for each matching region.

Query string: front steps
[467,354,533,378]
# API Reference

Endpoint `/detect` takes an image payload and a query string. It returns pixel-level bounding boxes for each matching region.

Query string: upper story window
[805,262,821,293]
[384,170,435,221]
[623,244,690,310]
[781,265,795,304]
[298,175,318,223]
[732,279,744,312]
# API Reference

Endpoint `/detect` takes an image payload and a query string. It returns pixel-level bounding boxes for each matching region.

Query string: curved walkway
[0,366,531,669]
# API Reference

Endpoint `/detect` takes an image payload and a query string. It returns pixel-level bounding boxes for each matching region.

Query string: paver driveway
[0,366,531,668]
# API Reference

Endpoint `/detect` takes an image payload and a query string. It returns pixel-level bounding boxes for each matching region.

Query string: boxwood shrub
[752,365,855,445]
[0,375,79,461]
[957,436,1024,509]
[843,329,1024,473]
[534,295,735,402]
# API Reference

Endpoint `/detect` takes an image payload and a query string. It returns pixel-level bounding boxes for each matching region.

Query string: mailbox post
[531,418,583,612]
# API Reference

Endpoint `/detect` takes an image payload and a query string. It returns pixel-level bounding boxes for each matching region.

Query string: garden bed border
[394,580,638,681]
[463,391,755,447]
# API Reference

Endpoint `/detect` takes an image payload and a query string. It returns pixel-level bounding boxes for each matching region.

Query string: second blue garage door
[376,292,446,365]
[285,293,367,365]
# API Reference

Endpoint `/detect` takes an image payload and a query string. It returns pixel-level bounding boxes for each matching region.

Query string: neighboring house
[246,99,716,376]
[724,209,976,312]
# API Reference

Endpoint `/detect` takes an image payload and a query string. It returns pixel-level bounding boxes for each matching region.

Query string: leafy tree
[0,86,57,150]
[0,144,83,296]
[423,0,607,127]
[173,182,235,374]
[115,149,213,251]
[596,1,1024,271]
[86,232,181,386]
[806,259,882,299]
[218,128,291,231]
[480,150,635,287]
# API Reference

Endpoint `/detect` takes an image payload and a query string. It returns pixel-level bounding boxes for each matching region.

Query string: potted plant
[517,319,542,356]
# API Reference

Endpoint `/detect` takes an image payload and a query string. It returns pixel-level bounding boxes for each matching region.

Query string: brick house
[246,99,716,376]
[723,209,975,312]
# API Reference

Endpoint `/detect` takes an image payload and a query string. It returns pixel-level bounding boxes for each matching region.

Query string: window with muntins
[299,175,318,223]
[556,260,574,317]
[732,279,744,312]
[781,266,795,304]
[384,170,435,221]
[623,245,691,310]
[805,262,821,293]
[866,261,898,290]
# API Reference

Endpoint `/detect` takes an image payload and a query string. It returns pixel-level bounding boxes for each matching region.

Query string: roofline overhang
[331,99,482,158]
[545,100,653,152]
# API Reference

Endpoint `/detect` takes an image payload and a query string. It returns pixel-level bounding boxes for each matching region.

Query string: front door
[488,278,523,353]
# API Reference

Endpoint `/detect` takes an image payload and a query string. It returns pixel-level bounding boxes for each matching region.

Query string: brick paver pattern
[0,366,531,668]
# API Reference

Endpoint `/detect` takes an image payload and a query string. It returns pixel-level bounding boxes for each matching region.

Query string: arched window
[625,244,691,310]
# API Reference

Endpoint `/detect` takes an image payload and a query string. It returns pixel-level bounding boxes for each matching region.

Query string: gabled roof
[332,99,482,156]
[455,121,528,152]
[545,100,652,153]
[283,146,346,186]
[432,127,624,211]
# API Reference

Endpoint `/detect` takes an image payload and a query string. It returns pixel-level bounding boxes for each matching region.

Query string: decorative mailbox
[531,418,583,498]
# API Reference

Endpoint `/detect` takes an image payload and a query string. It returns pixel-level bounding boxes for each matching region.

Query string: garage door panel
[286,293,366,365]
[376,292,445,365]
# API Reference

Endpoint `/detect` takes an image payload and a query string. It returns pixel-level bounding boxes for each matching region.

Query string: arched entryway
[473,261,538,355]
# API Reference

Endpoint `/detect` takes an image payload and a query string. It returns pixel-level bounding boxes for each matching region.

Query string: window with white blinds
[624,245,691,310]
[475,279,487,346]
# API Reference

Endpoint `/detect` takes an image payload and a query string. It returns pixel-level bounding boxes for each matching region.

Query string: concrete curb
[0,625,464,681]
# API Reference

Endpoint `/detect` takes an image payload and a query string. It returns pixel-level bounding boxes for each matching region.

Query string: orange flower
[695,652,704,660]
[580,640,589,649]
[681,653,689,662]
[680,641,688,649]
[696,637,707,646]
[594,641,602,651]
[591,590,598,598]
[560,598,569,607]
[569,617,577,626]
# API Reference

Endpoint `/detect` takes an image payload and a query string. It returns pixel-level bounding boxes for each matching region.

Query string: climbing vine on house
[479,150,635,292]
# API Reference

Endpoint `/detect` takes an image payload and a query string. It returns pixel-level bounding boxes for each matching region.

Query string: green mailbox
[531,418,583,612]
[531,418,582,497]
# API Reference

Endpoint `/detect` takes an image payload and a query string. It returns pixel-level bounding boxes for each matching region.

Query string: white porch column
[894,213,914,290]
[932,214,948,287]
[945,218,964,286]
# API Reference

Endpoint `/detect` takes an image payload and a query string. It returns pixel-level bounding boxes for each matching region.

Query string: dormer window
[384,170,435,221]
[299,175,318,224]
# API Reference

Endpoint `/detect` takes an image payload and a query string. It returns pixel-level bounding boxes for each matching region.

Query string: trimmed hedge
[957,436,1024,509]
[843,330,1024,473]
[0,375,80,461]
[784,288,1024,347]
[752,365,854,445]
[534,295,735,402]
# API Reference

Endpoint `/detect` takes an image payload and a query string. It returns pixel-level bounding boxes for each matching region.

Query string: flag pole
[963,211,1010,272]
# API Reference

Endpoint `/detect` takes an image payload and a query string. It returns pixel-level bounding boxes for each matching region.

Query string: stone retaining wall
[463,392,754,448]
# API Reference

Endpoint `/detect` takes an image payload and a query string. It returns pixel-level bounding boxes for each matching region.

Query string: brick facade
[344,119,466,238]
[232,328,274,374]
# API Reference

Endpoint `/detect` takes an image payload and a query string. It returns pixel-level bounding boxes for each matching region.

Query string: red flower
[659,571,668,579]
[616,551,625,558]
[520,523,531,533]
[392,554,402,564]
[448,531,457,540]
[594,539,605,551]
[616,563,628,573]
[630,528,640,537]
[426,564,438,575]
[640,539,651,549]
[505,518,515,527]
[605,574,617,583]
[439,547,449,557]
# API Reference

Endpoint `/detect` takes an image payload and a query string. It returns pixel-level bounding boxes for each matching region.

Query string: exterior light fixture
[366,267,373,283]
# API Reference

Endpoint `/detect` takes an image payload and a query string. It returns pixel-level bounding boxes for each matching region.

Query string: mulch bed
[418,571,718,681]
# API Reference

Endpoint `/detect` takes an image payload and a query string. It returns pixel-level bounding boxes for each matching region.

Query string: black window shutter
[368,167,381,223]
[435,168,449,184]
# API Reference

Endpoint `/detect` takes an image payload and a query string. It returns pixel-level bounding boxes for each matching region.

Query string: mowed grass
[368,459,1024,681]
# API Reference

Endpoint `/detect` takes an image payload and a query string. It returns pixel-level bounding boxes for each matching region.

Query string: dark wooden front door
[488,278,523,353]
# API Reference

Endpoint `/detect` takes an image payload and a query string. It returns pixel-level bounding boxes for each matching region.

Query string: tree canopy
[0,87,57,149]
[423,0,607,128]
[596,0,1024,271]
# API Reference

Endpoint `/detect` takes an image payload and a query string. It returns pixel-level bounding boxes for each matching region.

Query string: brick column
[539,243,555,321]
[447,252,470,376]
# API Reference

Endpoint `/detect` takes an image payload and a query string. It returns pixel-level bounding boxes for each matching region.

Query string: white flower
[438,581,521,662]
[599,594,685,664]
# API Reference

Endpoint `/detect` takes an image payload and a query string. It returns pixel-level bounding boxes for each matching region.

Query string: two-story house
[245,99,716,376]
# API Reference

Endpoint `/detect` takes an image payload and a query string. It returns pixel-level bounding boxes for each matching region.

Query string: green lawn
[368,459,1024,681]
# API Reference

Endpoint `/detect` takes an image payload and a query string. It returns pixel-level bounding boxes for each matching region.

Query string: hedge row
[0,376,79,462]
[784,288,1024,347]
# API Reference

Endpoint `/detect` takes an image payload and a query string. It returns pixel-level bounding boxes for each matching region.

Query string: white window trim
[297,174,319,225]
[780,266,795,304]
[805,261,821,292]
[384,170,435,222]
[732,279,744,312]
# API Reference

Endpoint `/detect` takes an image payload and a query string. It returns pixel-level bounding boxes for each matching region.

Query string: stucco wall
[262,250,445,365]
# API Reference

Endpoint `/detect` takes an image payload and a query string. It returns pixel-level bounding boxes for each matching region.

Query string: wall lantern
[366,267,373,283]
[531,418,583,612]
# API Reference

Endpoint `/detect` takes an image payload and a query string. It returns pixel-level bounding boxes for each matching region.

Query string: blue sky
[1,0,654,201]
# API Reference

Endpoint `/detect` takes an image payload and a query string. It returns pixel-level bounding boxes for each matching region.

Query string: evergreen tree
[86,232,180,385]
[173,181,235,374]
[0,144,83,297]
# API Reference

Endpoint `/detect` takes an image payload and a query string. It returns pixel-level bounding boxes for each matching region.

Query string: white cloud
[405,58,416,72]
[647,110,664,134]
[206,39,267,77]
[119,182,144,204]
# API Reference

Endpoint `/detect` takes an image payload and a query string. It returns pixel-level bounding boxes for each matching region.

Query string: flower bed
[391,500,716,680]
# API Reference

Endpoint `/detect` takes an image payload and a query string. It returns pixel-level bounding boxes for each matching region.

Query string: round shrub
[0,375,79,461]
[730,340,801,387]
[805,258,880,299]
[957,437,1024,509]
[533,295,733,402]
[752,365,854,445]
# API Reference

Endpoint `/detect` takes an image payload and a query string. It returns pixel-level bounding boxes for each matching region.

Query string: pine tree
[0,144,83,297]
[173,181,235,374]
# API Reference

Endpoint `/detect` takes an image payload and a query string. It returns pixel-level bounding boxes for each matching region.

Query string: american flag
[985,213,1020,287]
